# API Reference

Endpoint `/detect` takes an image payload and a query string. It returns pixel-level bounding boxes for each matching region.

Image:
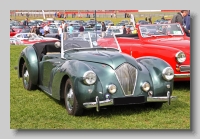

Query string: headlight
[107,84,117,94]
[141,82,150,92]
[162,67,174,81]
[175,51,186,63]
[83,71,97,85]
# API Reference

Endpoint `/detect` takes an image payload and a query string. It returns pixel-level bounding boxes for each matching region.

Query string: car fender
[136,56,174,96]
[51,60,104,104]
[18,46,38,85]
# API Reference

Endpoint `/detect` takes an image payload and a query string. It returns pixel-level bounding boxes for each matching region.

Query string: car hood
[65,50,137,69]
[144,38,190,55]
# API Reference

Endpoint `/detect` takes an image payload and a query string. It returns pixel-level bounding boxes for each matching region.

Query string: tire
[146,102,163,109]
[22,63,36,90]
[64,79,83,116]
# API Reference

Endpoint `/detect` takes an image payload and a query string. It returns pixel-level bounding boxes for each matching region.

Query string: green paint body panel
[18,46,38,85]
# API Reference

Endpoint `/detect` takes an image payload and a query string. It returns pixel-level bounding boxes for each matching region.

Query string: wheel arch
[18,46,39,86]
[60,75,69,100]
[18,57,25,78]
[136,56,174,95]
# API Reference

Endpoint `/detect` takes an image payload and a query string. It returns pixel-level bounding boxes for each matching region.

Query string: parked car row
[10,19,134,37]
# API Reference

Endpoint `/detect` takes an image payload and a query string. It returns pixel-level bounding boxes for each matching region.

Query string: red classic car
[97,23,190,81]
[10,28,17,37]
[12,25,24,33]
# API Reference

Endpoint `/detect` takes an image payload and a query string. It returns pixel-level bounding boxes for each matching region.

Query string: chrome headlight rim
[141,82,150,92]
[175,51,186,63]
[83,70,97,85]
[162,67,174,81]
[107,84,117,94]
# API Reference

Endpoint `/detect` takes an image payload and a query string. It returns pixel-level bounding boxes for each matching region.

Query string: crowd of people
[20,10,190,39]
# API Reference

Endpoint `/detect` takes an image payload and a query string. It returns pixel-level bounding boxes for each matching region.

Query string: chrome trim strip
[83,95,178,109]
[179,65,190,72]
[147,96,178,102]
[96,96,100,112]
[83,99,113,108]
[113,33,122,52]
[174,73,190,78]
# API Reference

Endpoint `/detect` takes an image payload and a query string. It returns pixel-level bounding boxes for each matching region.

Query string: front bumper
[83,91,177,112]
[174,73,190,78]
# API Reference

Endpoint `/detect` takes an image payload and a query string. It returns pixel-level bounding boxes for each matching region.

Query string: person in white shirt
[58,25,63,39]
[61,20,65,32]
[44,24,50,35]
[130,14,136,27]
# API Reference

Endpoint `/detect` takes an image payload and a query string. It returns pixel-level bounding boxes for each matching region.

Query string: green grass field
[10,45,190,129]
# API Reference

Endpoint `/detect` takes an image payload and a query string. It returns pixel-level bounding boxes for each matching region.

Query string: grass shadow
[173,81,190,90]
[82,98,190,117]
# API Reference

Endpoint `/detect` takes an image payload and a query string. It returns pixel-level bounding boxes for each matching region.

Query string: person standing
[36,25,40,35]
[101,22,107,38]
[126,27,131,34]
[39,26,44,36]
[63,24,68,40]
[79,24,84,35]
[61,20,65,32]
[130,14,136,27]
[184,10,190,37]
[171,10,190,35]
[30,26,37,34]
[44,24,50,35]
[122,25,127,34]
[114,13,116,18]
[145,17,147,21]
[68,24,74,34]
[148,16,152,24]
[58,25,62,40]
[23,18,29,28]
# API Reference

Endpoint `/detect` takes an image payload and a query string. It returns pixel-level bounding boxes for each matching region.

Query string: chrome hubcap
[23,69,29,88]
[66,88,74,111]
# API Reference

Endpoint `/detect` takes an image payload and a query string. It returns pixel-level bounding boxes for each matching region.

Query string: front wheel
[22,63,36,90]
[64,79,83,116]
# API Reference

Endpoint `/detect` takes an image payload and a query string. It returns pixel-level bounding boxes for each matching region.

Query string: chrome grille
[180,65,190,72]
[115,63,137,96]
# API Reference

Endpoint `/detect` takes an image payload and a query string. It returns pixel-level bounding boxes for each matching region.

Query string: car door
[39,44,61,94]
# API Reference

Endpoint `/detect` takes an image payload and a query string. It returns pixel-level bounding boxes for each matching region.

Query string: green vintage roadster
[17,32,177,116]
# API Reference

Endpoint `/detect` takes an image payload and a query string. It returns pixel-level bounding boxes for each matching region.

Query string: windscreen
[139,23,184,37]
[61,31,121,58]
